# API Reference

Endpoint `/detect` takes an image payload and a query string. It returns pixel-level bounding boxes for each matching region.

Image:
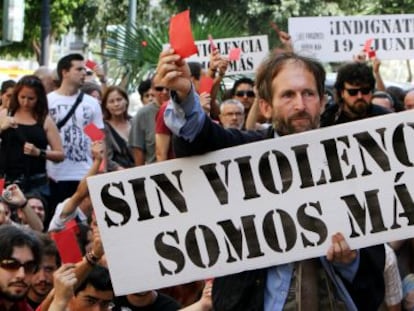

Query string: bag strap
[57,92,84,130]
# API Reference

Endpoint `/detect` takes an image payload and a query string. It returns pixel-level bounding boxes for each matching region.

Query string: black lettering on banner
[353,128,390,176]
[216,219,243,263]
[217,215,265,263]
[297,201,328,247]
[263,209,297,252]
[330,18,414,36]
[342,190,387,238]
[256,38,263,52]
[199,160,231,205]
[150,170,188,217]
[319,138,343,183]
[234,156,261,200]
[101,182,131,227]
[128,177,154,222]
[291,144,315,189]
[246,57,254,70]
[258,150,292,194]
[392,122,414,167]
[155,231,185,276]
[320,136,357,183]
[392,173,414,228]
[185,225,219,268]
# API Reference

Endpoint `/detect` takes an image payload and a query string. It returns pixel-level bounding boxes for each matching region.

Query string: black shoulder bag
[56,92,84,130]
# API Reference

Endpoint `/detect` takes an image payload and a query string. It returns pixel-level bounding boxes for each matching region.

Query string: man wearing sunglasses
[0,225,42,311]
[321,62,390,126]
[231,77,255,115]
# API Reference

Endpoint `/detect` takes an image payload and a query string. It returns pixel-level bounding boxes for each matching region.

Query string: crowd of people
[0,28,414,311]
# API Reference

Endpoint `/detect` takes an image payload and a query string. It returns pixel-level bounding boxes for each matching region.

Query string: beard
[0,282,29,302]
[347,99,370,116]
[275,111,319,136]
[31,280,53,296]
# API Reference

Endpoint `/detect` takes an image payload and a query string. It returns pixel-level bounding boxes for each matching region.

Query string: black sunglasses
[0,258,38,274]
[154,86,168,92]
[344,87,372,96]
[235,90,255,98]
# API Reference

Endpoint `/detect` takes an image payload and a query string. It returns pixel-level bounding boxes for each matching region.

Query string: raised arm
[57,141,104,220]
[3,184,44,231]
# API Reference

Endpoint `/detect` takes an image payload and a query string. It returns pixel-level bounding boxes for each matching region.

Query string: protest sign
[187,35,269,75]
[288,14,414,61]
[87,110,414,295]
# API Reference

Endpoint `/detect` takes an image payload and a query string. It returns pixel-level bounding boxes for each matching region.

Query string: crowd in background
[1,28,414,311]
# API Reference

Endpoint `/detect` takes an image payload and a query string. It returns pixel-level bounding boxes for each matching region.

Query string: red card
[169,10,198,58]
[51,225,82,264]
[84,123,105,141]
[208,34,217,52]
[228,48,241,61]
[85,59,97,70]
[0,179,4,195]
[368,49,376,59]
[198,76,214,94]
[363,39,374,52]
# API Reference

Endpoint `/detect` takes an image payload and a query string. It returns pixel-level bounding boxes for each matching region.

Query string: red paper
[85,59,97,70]
[368,49,376,59]
[208,34,217,52]
[84,123,105,141]
[169,10,198,58]
[51,224,82,264]
[198,76,214,94]
[0,179,4,195]
[363,38,376,59]
[228,48,241,61]
[363,38,374,52]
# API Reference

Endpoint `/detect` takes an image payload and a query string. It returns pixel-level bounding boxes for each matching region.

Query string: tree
[103,12,245,91]
[0,0,86,62]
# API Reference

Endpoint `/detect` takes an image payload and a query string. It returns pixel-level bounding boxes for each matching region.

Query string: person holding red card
[0,75,64,198]
[47,54,104,226]
[156,49,385,311]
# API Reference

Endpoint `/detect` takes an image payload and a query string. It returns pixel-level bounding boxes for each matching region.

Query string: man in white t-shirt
[47,53,104,225]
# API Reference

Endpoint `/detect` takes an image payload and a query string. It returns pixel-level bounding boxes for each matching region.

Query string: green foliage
[103,12,245,91]
[0,0,85,59]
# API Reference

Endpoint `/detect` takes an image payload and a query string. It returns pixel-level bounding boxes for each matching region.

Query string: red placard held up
[169,10,198,58]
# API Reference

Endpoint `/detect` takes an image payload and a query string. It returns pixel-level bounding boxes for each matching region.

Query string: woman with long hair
[0,75,64,196]
[101,86,134,171]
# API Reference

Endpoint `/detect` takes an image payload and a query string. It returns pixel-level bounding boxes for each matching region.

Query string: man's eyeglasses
[154,86,168,92]
[0,258,38,274]
[235,90,255,98]
[344,87,372,96]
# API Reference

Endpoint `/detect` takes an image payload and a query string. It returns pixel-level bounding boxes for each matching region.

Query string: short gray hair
[220,99,245,114]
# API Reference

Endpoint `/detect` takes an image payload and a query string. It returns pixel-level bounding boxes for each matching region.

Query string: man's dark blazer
[173,115,385,311]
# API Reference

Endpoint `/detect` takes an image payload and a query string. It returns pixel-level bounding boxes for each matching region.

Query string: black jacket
[173,116,385,311]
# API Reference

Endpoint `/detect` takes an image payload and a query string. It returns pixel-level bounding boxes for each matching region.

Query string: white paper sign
[187,35,269,75]
[87,111,414,296]
[288,14,414,61]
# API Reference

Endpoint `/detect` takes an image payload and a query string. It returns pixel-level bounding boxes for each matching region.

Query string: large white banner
[289,14,414,61]
[88,111,414,296]
[186,35,269,75]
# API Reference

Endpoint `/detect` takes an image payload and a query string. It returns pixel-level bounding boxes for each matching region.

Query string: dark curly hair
[334,62,375,104]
